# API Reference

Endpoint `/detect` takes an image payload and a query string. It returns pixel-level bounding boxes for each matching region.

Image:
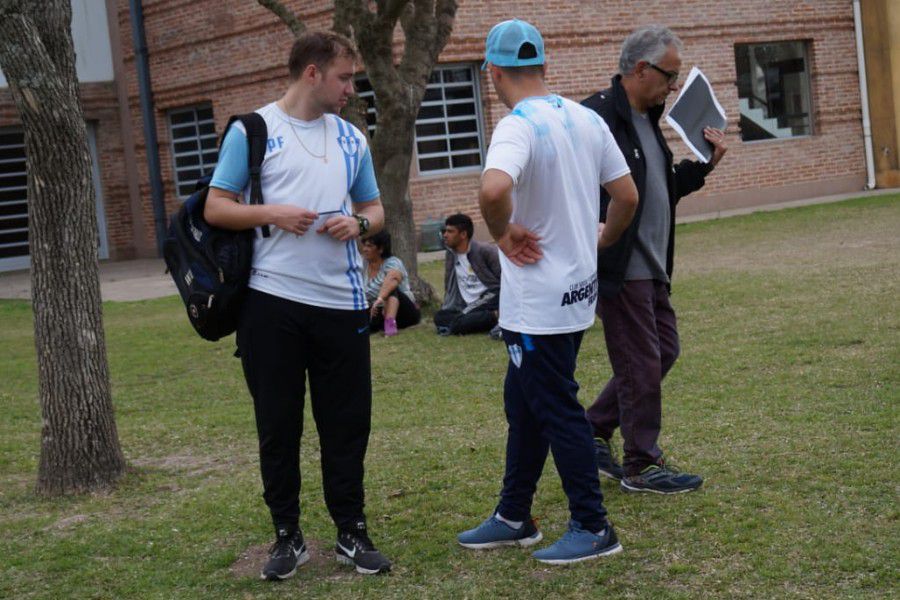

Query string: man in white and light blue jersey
[456,19,640,565]
[205,31,390,580]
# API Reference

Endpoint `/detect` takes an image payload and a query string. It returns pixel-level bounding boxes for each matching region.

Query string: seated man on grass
[433,213,502,337]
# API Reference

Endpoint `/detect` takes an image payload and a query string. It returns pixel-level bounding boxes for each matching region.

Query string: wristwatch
[353,214,370,236]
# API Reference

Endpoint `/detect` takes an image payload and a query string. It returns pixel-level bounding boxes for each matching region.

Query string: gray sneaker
[620,463,703,494]
[594,437,624,481]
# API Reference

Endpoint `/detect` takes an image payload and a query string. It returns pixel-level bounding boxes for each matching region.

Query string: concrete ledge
[677,186,899,224]
[0,258,174,302]
[678,175,868,217]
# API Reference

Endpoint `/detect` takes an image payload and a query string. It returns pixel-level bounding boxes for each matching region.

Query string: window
[0,129,28,266]
[356,64,485,174]
[415,66,484,173]
[0,126,108,272]
[168,105,219,197]
[734,41,813,141]
[355,77,378,140]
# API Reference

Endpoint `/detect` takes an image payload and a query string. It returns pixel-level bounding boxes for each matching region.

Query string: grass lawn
[1,195,898,599]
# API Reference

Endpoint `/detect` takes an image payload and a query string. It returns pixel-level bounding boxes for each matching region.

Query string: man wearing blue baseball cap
[457,19,639,565]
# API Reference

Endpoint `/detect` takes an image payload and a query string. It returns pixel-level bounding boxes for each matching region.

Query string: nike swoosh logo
[337,542,356,558]
[357,326,369,334]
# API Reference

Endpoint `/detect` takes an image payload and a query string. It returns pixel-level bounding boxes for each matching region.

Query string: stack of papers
[665,67,727,163]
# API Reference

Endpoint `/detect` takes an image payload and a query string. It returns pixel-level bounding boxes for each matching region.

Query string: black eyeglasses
[648,63,679,85]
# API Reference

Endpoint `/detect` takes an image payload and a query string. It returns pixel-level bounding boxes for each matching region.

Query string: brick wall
[4,0,868,264]
[407,0,866,230]
[113,0,325,253]
[117,0,868,247]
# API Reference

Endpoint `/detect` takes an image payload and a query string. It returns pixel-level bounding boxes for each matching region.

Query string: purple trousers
[586,280,680,476]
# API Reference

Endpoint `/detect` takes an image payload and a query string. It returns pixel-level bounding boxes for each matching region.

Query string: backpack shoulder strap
[224,113,270,238]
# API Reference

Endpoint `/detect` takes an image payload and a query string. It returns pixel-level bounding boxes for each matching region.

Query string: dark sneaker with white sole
[593,437,624,481]
[620,464,703,494]
[335,523,391,575]
[260,527,309,581]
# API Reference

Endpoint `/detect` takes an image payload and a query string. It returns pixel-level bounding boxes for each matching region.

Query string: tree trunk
[340,96,371,144]
[370,107,436,304]
[0,1,125,495]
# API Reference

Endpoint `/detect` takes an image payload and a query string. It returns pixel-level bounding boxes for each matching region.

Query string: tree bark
[0,0,125,495]
[257,0,306,37]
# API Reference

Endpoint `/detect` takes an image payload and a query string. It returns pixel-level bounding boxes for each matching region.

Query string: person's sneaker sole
[533,542,623,565]
[620,480,702,494]
[457,530,543,550]
[597,467,623,481]
[259,548,310,581]
[335,553,391,575]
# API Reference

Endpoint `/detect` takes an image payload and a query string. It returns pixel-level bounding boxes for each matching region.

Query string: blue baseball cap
[482,19,545,70]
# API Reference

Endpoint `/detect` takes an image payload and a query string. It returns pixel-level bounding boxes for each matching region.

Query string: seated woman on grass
[360,231,421,336]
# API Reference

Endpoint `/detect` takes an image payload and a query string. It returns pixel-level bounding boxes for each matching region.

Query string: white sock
[495,512,523,529]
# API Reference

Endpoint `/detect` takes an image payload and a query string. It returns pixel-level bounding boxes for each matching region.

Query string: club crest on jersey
[338,133,360,157]
[507,343,523,368]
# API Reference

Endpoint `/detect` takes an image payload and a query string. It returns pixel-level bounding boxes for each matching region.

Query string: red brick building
[0,0,889,271]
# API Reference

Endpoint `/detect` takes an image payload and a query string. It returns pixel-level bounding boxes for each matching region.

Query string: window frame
[0,124,109,272]
[0,127,29,271]
[355,63,487,177]
[167,104,219,198]
[413,63,486,177]
[733,40,815,144]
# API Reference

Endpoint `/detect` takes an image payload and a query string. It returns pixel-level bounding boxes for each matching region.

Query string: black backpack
[163,113,270,341]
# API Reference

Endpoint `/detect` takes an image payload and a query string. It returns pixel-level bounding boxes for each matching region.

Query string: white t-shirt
[484,95,630,334]
[455,252,489,305]
[209,102,379,311]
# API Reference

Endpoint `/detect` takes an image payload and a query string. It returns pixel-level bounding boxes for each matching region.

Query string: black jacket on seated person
[582,75,713,298]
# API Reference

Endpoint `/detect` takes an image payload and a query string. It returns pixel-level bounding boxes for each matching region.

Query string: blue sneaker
[457,515,543,549]
[531,520,622,565]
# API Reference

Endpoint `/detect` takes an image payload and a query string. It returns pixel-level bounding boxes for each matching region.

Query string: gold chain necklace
[286,112,328,164]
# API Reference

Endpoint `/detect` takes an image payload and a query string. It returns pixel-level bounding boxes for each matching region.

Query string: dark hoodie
[582,75,714,297]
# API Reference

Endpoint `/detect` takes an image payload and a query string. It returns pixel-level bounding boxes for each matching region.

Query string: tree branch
[382,0,410,26]
[336,0,403,107]
[334,0,372,38]
[256,0,306,38]
[398,0,456,92]
[432,0,456,60]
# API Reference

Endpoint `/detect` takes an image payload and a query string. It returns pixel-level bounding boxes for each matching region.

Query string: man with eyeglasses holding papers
[581,25,728,494]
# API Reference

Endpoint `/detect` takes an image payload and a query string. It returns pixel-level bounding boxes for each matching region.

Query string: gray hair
[619,25,683,74]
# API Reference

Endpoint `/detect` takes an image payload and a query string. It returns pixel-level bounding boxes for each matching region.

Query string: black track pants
[237,289,372,532]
